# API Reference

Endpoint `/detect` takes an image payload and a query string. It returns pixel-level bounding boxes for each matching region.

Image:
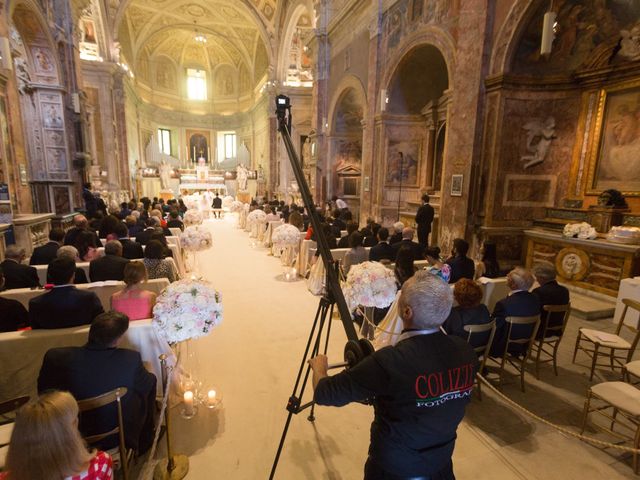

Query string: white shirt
[336,198,348,209]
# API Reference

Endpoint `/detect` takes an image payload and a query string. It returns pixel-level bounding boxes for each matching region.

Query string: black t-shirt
[315,332,478,476]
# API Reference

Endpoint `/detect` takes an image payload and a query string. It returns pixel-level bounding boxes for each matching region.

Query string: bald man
[391,227,425,260]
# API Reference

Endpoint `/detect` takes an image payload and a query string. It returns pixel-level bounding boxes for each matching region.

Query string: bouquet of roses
[272,224,301,250]
[183,209,203,227]
[152,279,222,343]
[563,222,597,240]
[343,261,398,312]
[180,225,212,252]
[222,196,234,208]
[247,209,267,226]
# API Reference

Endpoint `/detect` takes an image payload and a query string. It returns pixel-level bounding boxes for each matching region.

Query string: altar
[524,228,640,297]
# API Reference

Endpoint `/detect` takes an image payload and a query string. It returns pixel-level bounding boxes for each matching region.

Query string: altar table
[0,319,172,403]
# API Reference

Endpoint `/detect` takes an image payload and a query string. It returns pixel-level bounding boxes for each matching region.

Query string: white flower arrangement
[247,209,267,225]
[152,279,222,343]
[222,196,234,208]
[343,261,398,312]
[183,195,199,210]
[563,222,597,240]
[180,225,212,252]
[230,201,245,213]
[183,209,203,227]
[272,224,301,250]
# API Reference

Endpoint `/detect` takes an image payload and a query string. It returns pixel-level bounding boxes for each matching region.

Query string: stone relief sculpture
[620,23,640,61]
[159,160,171,189]
[520,116,556,169]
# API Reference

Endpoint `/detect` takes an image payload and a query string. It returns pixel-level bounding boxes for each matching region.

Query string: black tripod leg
[308,302,334,422]
[269,410,294,480]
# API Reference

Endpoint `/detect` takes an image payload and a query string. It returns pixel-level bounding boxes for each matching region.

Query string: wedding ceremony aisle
[156,217,632,480]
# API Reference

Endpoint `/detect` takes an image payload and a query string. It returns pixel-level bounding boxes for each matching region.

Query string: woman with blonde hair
[110,261,157,320]
[0,391,113,480]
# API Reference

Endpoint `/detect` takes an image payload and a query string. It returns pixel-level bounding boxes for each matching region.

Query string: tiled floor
[142,217,638,479]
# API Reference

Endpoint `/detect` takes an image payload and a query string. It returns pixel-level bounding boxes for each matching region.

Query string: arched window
[187,68,207,100]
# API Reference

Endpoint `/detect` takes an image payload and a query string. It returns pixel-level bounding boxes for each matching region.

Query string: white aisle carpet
[158,217,632,480]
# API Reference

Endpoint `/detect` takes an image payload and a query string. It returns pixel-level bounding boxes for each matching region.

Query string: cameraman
[309,271,478,479]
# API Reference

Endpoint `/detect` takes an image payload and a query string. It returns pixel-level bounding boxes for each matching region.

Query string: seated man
[64,214,99,247]
[30,228,64,265]
[211,194,223,218]
[37,311,157,453]
[389,221,404,245]
[532,264,570,339]
[0,245,39,290]
[30,258,104,329]
[90,240,130,282]
[135,217,160,245]
[391,227,425,260]
[310,271,478,479]
[0,265,29,331]
[445,238,475,283]
[337,221,358,248]
[368,227,395,263]
[166,210,184,231]
[55,245,89,284]
[114,223,144,260]
[489,267,540,357]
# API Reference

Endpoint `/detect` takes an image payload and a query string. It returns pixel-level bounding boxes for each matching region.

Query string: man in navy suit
[532,264,570,339]
[89,240,130,282]
[490,267,540,357]
[369,227,395,263]
[1,245,39,290]
[114,223,144,260]
[391,227,425,261]
[445,238,475,284]
[0,265,29,331]
[29,258,104,329]
[415,194,435,248]
[38,311,157,453]
[30,228,64,265]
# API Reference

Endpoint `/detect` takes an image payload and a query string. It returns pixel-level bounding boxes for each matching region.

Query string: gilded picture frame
[585,80,640,196]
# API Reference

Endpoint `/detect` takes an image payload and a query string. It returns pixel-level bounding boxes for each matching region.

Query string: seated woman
[474,241,501,280]
[74,231,99,262]
[143,240,177,282]
[111,261,157,320]
[311,223,338,266]
[150,231,173,257]
[1,391,113,480]
[424,246,451,283]
[342,232,368,275]
[394,246,417,288]
[443,278,491,340]
[54,246,88,284]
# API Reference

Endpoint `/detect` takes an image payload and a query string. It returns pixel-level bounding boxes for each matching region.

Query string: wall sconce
[380,89,388,112]
[0,37,12,71]
[540,11,557,56]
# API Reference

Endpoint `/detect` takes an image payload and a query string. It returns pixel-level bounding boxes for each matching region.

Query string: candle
[207,147,211,162]
[183,390,194,415]
[193,146,196,163]
[207,389,217,406]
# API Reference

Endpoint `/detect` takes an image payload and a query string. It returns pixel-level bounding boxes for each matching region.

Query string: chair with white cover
[464,320,496,400]
[573,298,640,381]
[581,381,640,474]
[531,303,571,379]
[77,387,130,480]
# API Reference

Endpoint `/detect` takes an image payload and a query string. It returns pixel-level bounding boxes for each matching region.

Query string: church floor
[146,217,636,479]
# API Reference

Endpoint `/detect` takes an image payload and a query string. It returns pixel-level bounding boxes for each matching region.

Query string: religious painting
[155,57,176,91]
[31,47,54,74]
[44,129,64,147]
[51,185,72,214]
[450,174,463,197]
[385,140,420,187]
[187,130,210,163]
[502,174,557,207]
[42,103,63,128]
[46,148,67,171]
[335,139,362,170]
[587,83,640,195]
[81,19,97,44]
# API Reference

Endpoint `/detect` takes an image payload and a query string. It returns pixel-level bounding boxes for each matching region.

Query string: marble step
[569,291,616,320]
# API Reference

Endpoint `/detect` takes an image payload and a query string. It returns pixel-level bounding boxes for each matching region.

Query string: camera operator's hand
[308,355,329,389]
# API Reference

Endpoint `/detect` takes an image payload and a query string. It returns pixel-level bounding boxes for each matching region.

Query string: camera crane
[269,95,374,479]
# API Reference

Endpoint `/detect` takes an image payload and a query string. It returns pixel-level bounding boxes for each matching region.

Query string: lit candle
[207,147,211,162]
[183,391,194,415]
[207,389,217,406]
[285,273,290,281]
[292,268,297,277]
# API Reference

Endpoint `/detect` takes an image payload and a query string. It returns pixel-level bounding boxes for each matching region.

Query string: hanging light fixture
[194,21,207,44]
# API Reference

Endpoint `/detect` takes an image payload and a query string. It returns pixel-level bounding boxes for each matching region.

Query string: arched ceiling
[118,0,277,89]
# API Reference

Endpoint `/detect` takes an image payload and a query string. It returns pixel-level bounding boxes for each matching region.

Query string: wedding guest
[490,267,540,357]
[369,227,395,263]
[143,240,176,282]
[30,258,104,329]
[309,271,477,480]
[0,245,39,290]
[114,222,144,259]
[111,262,156,321]
[443,279,491,339]
[337,221,358,248]
[363,223,381,247]
[89,211,104,231]
[289,206,304,231]
[394,246,417,288]
[532,264,570,339]
[55,245,88,284]
[415,194,435,248]
[64,214,98,247]
[391,227,425,260]
[37,312,157,454]
[150,209,167,228]
[424,246,451,283]
[0,391,113,480]
[98,214,121,240]
[29,228,64,265]
[330,209,346,237]
[0,265,29,331]
[89,240,129,282]
[311,224,338,265]
[126,214,143,237]
[150,231,173,257]
[265,206,280,223]
[136,217,160,245]
[474,241,501,280]
[166,210,184,231]
[343,232,368,275]
[389,221,404,245]
[75,230,100,262]
[445,238,475,284]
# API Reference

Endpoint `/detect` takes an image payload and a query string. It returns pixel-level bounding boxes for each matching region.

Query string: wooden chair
[573,298,640,381]
[77,387,130,480]
[531,303,571,379]
[581,381,640,474]
[486,315,540,392]
[0,396,29,419]
[623,360,640,386]
[464,320,496,400]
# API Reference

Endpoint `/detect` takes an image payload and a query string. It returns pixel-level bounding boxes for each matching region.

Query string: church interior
[2,0,640,478]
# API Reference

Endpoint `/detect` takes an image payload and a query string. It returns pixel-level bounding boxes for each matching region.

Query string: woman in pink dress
[1,391,113,480]
[110,261,157,321]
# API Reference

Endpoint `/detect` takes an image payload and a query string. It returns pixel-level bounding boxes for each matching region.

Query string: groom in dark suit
[38,311,157,453]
